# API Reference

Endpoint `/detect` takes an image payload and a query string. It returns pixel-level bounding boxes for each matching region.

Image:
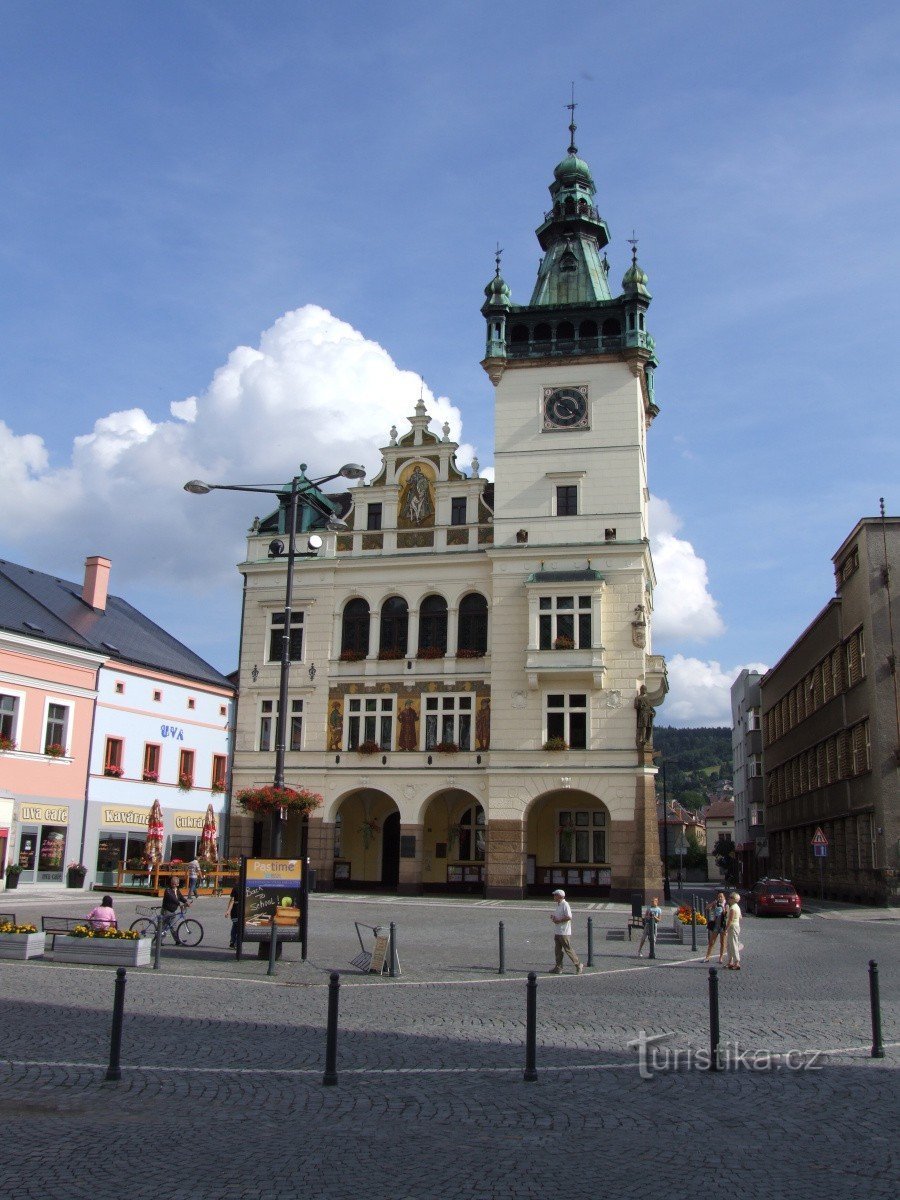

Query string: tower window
[341,599,370,657]
[418,595,448,655]
[367,503,382,531]
[268,611,304,662]
[458,593,488,656]
[601,318,621,337]
[450,497,467,526]
[556,485,578,516]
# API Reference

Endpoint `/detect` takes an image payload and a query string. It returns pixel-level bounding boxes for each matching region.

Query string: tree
[713,833,737,885]
[685,829,707,871]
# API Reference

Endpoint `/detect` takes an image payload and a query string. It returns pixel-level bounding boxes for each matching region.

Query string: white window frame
[544,692,588,749]
[0,687,25,746]
[345,695,395,751]
[422,693,474,750]
[266,609,305,664]
[538,594,593,649]
[42,697,72,756]
[557,809,607,864]
[257,698,303,751]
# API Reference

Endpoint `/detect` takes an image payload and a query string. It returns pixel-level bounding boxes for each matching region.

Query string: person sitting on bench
[87,895,117,931]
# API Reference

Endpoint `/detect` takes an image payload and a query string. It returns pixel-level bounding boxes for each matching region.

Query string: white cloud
[0,305,471,590]
[662,654,769,727]
[649,496,724,643]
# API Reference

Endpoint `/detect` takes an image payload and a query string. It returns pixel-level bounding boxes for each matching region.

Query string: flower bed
[0,924,45,960]
[237,784,323,817]
[54,929,152,967]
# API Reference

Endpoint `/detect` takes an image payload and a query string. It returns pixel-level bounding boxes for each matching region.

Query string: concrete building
[703,797,736,883]
[229,128,668,899]
[0,555,235,889]
[760,515,899,904]
[731,668,765,886]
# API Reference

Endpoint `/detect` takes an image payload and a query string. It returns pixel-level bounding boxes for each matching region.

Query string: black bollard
[648,913,656,960]
[389,921,397,978]
[322,972,341,1086]
[524,972,538,1082]
[267,920,279,977]
[153,914,162,971]
[708,966,720,1072]
[691,899,697,953]
[105,967,127,1082]
[587,915,594,967]
[869,960,885,1059]
[498,921,506,975]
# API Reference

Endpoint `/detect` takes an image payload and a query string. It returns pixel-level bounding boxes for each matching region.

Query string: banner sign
[19,803,70,825]
[101,805,150,828]
[173,810,205,832]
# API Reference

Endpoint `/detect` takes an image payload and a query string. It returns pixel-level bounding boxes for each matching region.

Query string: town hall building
[229,124,668,899]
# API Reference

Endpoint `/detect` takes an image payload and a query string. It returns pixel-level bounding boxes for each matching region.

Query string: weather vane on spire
[627,230,639,263]
[494,242,503,277]
[566,82,577,154]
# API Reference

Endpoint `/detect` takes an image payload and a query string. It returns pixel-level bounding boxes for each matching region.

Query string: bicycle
[130,903,204,947]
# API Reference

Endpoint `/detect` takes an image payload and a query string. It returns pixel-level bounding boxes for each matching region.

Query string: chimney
[83,556,111,611]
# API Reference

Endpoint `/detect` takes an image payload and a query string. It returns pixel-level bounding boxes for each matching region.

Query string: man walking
[549,888,585,974]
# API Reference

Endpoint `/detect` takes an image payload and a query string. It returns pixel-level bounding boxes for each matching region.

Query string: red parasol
[199,804,219,863]
[145,800,165,865]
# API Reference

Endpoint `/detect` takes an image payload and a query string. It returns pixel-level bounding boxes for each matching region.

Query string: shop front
[95,804,152,887]
[14,802,70,884]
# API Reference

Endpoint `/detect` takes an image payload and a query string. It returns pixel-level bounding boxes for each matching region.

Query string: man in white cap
[549,888,584,974]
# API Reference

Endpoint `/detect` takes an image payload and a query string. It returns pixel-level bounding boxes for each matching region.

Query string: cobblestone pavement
[0,891,897,1199]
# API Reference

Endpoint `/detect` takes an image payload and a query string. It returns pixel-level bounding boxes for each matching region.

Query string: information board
[240,858,303,944]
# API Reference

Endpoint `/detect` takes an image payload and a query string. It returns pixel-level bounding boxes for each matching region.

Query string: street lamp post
[185,462,366,856]
[659,757,672,904]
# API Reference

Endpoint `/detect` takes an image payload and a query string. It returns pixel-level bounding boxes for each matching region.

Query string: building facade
[731,668,765,885]
[230,130,668,900]
[760,516,899,904]
[0,555,235,889]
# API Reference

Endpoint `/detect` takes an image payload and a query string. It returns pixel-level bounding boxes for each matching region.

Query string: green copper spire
[622,237,651,298]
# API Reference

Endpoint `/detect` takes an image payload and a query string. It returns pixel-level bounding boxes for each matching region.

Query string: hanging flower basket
[0,734,17,752]
[416,646,445,660]
[104,764,124,778]
[237,785,323,817]
[356,741,381,755]
[553,636,575,650]
[456,648,484,659]
[45,743,66,758]
[339,649,366,662]
[142,771,159,783]
[543,737,568,751]
[434,741,459,753]
[377,648,404,661]
[177,773,194,792]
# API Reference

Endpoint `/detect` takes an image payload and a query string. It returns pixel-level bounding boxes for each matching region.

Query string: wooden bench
[42,915,117,948]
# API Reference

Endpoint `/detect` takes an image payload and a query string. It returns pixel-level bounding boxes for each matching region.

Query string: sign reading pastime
[239,858,303,944]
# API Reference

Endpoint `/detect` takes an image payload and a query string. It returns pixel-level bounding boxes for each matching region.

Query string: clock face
[543,386,589,430]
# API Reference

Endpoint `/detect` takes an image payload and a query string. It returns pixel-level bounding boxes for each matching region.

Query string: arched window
[457,804,486,862]
[579,319,598,340]
[457,593,488,656]
[341,599,370,657]
[533,323,552,346]
[601,318,621,337]
[379,596,408,657]
[556,321,575,342]
[510,324,529,344]
[418,594,448,655]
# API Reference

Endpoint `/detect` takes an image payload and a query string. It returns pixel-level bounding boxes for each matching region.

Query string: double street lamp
[184,462,366,855]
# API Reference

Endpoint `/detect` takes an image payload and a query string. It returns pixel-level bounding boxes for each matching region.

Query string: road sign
[813,843,828,858]
[811,827,828,846]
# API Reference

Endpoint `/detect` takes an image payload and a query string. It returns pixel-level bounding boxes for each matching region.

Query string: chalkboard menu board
[239,858,303,945]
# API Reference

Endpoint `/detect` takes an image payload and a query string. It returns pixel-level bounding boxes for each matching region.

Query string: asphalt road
[0,890,897,1200]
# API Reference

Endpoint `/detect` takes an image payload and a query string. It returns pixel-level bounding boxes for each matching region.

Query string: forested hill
[651,726,732,810]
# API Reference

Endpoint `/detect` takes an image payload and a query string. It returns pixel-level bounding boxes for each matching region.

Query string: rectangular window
[545,693,588,749]
[258,699,302,751]
[178,749,195,788]
[850,721,869,775]
[153,690,162,702]
[749,755,762,778]
[845,628,865,687]
[44,702,69,755]
[423,694,473,750]
[0,692,20,745]
[558,809,606,863]
[259,700,274,751]
[114,681,125,694]
[538,595,592,650]
[450,497,467,526]
[346,696,394,751]
[143,743,161,782]
[290,699,303,751]
[187,697,196,710]
[212,754,227,791]
[556,485,578,516]
[268,611,304,662]
[367,503,382,531]
[104,737,124,775]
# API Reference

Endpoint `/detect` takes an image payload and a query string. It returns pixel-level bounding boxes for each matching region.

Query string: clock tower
[480,116,666,900]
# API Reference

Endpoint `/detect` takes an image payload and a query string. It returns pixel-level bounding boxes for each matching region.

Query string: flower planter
[53,937,153,967]
[0,932,45,960]
[66,868,87,889]
[4,873,20,891]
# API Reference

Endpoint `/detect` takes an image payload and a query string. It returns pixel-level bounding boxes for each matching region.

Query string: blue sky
[1,1,897,723]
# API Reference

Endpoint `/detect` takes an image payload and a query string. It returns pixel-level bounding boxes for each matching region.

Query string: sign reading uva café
[229,121,668,900]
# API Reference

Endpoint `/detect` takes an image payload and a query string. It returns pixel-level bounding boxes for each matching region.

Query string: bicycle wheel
[174,918,203,947]
[130,917,157,938]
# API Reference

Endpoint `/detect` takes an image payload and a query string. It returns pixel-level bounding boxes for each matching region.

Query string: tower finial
[494,242,503,277]
[566,82,578,155]
[627,230,639,264]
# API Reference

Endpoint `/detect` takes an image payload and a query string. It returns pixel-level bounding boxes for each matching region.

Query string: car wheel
[792,912,801,918]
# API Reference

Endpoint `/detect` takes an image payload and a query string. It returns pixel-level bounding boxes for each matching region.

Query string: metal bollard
[389,921,397,978]
[587,916,594,967]
[648,914,656,960]
[524,972,538,1082]
[105,967,127,1082]
[267,921,278,977]
[708,967,720,1072]
[153,915,162,971]
[498,921,506,975]
[869,960,885,1059]
[691,898,698,953]
[322,972,341,1086]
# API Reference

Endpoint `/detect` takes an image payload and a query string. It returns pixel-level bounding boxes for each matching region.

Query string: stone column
[397,823,423,895]
[368,607,380,658]
[485,819,526,899]
[406,608,419,658]
[626,750,664,903]
[445,606,459,658]
[307,816,335,890]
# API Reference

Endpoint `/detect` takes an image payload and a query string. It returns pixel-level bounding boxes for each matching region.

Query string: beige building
[229,133,668,899]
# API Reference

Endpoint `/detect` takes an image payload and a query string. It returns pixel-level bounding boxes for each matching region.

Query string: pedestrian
[704,891,727,963]
[187,855,202,899]
[87,895,117,931]
[161,875,190,941]
[725,891,743,970]
[637,895,662,957]
[225,882,242,950]
[549,888,584,974]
